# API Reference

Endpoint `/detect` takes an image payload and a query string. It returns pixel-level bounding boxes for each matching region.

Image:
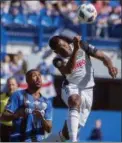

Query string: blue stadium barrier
[1,13,13,25]
[13,14,27,25]
[27,14,39,27]
[52,109,121,142]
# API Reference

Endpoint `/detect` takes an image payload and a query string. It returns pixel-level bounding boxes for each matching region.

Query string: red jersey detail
[74,59,86,70]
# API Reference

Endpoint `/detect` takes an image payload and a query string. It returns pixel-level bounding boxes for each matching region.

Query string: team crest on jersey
[76,50,83,59]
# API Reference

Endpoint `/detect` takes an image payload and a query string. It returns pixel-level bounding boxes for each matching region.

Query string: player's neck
[26,88,41,99]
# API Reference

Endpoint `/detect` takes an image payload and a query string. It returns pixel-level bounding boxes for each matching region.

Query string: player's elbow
[47,127,52,133]
[45,121,52,133]
[46,125,52,133]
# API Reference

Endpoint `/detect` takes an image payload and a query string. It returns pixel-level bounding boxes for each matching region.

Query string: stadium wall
[52,109,121,142]
[53,76,122,111]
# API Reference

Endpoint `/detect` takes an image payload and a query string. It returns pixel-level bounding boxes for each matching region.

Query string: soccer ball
[77,3,97,23]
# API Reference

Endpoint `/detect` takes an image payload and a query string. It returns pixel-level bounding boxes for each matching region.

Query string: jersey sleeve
[82,41,98,56]
[53,57,64,68]
[5,92,19,113]
[44,99,53,120]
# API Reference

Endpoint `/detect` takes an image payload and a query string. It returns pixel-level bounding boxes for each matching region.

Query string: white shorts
[61,83,93,126]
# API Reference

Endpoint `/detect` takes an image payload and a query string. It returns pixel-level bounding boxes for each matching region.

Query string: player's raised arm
[92,50,118,78]
[80,41,118,78]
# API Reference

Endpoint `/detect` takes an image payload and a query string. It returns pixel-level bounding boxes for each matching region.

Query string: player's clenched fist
[73,36,81,50]
[33,110,43,119]
[108,66,118,78]
[73,36,81,44]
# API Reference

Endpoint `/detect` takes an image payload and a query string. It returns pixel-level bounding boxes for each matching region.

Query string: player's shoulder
[13,89,25,95]
[42,96,52,105]
[82,41,95,49]
[10,89,25,99]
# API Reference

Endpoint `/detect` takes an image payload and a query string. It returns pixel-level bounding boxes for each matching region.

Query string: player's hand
[108,66,118,78]
[73,36,81,50]
[14,108,26,118]
[33,110,43,119]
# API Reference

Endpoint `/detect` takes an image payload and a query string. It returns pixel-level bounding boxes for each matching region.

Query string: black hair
[49,35,72,50]
[49,36,61,50]
[26,69,40,82]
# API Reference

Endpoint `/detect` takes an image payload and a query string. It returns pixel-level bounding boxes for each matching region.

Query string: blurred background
[0,0,122,142]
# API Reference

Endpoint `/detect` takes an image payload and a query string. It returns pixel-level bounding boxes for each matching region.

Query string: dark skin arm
[0,111,15,121]
[58,36,81,74]
[0,108,25,121]
[33,110,52,133]
[92,50,118,78]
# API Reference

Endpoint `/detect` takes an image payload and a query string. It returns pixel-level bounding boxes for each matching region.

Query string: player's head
[49,35,72,58]
[7,77,18,94]
[95,119,102,129]
[26,69,42,89]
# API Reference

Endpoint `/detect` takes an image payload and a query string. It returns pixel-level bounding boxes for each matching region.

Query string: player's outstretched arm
[0,108,25,121]
[0,110,15,121]
[93,50,118,78]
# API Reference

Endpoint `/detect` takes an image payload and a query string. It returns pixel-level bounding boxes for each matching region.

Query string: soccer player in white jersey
[43,35,118,142]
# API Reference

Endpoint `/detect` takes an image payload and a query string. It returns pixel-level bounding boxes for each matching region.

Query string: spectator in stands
[37,61,56,99]
[52,1,79,25]
[10,55,22,83]
[88,119,103,141]
[0,77,18,142]
[17,51,28,74]
[1,55,12,80]
[93,0,103,15]
[9,0,22,14]
[108,6,122,25]
[11,6,20,16]
[21,0,43,15]
[1,2,6,15]
[96,1,112,38]
[40,1,61,27]
[0,1,10,15]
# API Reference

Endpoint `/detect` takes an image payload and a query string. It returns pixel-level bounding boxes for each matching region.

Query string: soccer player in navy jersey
[0,69,53,142]
[43,35,118,142]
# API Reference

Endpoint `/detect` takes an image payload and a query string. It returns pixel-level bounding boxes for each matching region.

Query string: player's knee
[68,94,81,109]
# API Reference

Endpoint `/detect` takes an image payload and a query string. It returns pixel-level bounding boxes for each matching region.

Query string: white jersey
[53,42,97,89]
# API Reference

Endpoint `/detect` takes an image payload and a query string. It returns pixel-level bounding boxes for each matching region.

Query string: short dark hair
[49,36,60,50]
[26,69,40,82]
[49,35,71,50]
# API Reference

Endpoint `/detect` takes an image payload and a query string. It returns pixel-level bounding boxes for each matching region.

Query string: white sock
[42,131,66,142]
[67,108,80,142]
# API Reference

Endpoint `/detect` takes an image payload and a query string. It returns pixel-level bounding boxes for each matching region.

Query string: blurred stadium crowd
[1,0,121,77]
[1,0,121,37]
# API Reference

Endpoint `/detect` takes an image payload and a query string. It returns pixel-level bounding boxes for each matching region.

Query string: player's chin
[62,52,71,58]
[35,83,42,88]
